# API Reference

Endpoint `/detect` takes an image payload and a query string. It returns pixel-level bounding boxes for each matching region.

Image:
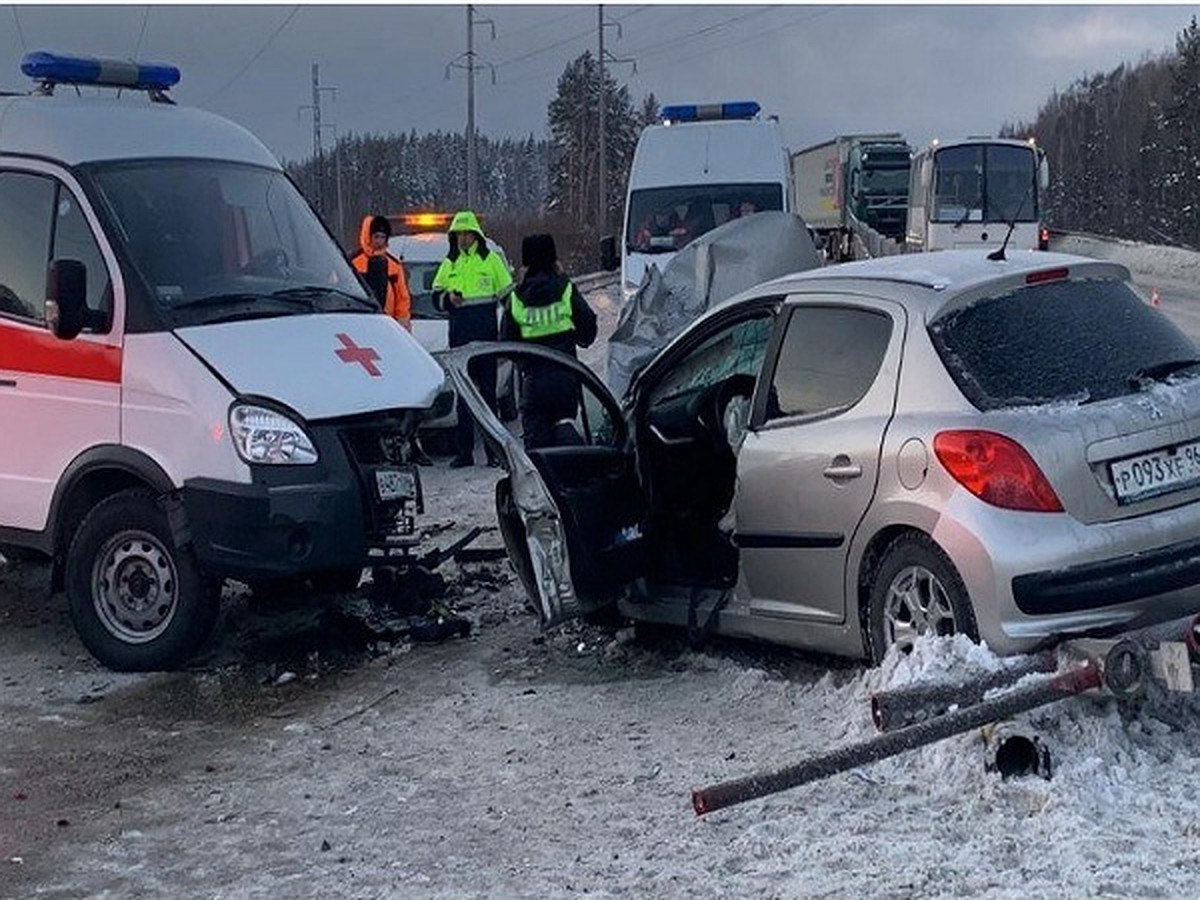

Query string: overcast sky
[0,3,1193,163]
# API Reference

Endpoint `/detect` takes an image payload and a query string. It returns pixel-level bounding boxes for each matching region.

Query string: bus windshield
[626,182,783,253]
[931,144,1038,224]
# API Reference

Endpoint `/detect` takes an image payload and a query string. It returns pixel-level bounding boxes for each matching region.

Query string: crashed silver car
[444,250,1200,662]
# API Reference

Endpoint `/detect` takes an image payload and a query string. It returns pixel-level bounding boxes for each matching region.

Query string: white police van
[0,53,445,670]
[621,100,791,300]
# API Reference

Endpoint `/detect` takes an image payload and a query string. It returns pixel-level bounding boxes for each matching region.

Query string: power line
[207,5,301,102]
[624,6,779,61]
[132,6,150,59]
[10,6,27,53]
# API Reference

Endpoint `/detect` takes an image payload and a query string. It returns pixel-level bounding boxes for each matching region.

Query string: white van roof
[629,118,786,189]
[0,94,280,168]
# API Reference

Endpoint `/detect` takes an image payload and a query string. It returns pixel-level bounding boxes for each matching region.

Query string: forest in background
[289,17,1200,268]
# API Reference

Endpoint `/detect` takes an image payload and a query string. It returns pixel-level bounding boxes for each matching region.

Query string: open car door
[440,342,649,627]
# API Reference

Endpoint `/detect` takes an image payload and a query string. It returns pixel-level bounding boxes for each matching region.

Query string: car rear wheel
[867,532,978,664]
[66,488,219,672]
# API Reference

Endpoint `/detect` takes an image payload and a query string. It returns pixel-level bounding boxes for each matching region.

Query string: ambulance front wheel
[65,488,220,672]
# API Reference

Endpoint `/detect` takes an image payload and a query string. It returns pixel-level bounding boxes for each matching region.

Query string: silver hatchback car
[444,251,1200,662]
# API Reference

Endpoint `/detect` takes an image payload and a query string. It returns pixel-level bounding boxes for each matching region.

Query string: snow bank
[1051,231,1200,284]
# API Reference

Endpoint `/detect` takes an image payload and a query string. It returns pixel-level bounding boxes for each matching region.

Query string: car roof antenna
[987,185,1032,262]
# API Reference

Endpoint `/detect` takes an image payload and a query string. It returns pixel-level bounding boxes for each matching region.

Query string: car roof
[740,250,1131,321]
[0,94,279,168]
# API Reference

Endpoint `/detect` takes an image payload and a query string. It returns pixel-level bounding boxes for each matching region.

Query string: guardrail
[574,270,619,293]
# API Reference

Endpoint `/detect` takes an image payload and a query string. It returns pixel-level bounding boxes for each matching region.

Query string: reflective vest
[510,283,574,339]
[432,243,512,308]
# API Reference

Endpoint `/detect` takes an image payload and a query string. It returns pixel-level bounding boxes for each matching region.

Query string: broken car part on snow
[691,622,1200,816]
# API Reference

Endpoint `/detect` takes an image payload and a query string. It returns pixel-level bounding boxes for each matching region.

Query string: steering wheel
[242,248,290,279]
[708,374,757,454]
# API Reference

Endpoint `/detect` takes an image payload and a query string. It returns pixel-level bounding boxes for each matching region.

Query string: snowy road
[4,274,1200,898]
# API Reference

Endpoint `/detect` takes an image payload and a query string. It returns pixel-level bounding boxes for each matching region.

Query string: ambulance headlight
[229,404,318,465]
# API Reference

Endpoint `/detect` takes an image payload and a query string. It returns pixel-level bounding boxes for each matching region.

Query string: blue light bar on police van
[659,101,761,123]
[21,51,180,92]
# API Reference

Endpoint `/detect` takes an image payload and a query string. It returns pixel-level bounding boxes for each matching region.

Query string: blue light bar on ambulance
[21,51,180,92]
[659,101,761,123]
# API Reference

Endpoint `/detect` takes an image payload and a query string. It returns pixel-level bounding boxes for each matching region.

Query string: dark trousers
[448,302,498,460]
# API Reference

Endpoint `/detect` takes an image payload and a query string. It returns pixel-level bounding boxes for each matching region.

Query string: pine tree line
[1004,16,1200,249]
[286,50,656,265]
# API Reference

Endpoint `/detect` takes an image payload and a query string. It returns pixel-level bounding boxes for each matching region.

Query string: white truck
[620,100,791,300]
[0,52,446,670]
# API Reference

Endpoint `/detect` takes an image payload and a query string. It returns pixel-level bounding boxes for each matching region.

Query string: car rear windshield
[930,278,1199,410]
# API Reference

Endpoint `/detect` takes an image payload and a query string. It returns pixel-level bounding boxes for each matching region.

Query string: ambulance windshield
[90,160,371,322]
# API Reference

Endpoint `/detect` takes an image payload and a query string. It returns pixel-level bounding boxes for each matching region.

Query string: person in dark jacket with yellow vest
[432,210,513,467]
[501,233,598,450]
[349,215,411,329]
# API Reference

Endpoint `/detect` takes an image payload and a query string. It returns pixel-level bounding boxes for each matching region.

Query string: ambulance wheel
[65,488,219,672]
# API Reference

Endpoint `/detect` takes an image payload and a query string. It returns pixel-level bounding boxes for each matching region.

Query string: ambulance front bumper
[180,421,424,581]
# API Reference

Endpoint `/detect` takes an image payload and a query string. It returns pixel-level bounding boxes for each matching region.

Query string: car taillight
[934,430,1063,513]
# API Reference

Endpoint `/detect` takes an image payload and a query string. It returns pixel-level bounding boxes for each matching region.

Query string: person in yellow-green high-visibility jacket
[500,233,597,450]
[431,210,513,467]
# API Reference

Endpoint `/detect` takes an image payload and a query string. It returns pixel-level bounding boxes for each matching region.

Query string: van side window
[53,188,113,331]
[0,172,56,322]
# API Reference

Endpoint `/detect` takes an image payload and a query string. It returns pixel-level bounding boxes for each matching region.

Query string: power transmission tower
[298,63,338,217]
[447,5,496,210]
[598,5,635,231]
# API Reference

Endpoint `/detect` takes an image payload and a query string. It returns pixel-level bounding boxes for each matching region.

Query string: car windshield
[88,159,371,324]
[931,144,1038,224]
[626,182,783,253]
[930,278,1199,409]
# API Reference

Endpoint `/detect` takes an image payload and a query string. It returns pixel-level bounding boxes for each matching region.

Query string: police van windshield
[626,183,783,253]
[89,160,371,322]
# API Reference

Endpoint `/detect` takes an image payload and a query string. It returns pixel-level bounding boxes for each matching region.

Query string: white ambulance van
[621,100,791,300]
[0,53,445,671]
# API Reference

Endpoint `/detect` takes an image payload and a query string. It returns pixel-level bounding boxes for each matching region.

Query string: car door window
[765,305,892,422]
[53,186,113,329]
[647,314,775,408]
[0,171,56,322]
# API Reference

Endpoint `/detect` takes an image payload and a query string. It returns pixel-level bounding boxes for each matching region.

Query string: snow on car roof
[756,250,1130,304]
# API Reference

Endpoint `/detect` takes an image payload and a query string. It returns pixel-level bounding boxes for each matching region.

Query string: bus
[905,137,1050,253]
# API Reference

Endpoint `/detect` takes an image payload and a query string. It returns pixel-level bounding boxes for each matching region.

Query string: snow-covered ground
[5,271,1200,898]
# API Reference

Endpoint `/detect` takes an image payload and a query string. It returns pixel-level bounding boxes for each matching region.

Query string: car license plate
[1109,439,1200,504]
[375,467,416,502]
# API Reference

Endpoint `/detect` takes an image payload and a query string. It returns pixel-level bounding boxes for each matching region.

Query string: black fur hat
[521,233,558,272]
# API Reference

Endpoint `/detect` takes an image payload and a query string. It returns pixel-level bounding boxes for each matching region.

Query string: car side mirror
[1038,155,1050,191]
[46,259,87,340]
[599,235,619,272]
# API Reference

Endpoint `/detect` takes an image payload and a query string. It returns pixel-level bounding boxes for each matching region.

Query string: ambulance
[0,53,445,671]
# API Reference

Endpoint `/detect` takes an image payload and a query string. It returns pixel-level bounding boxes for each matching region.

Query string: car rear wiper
[1129,358,1200,386]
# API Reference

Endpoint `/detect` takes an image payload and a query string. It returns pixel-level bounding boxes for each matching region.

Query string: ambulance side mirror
[46,259,88,341]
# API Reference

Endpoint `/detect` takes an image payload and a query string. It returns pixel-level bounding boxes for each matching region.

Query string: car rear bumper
[933,490,1200,654]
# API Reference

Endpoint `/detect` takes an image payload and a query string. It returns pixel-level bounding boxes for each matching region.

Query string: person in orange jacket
[350,215,411,329]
